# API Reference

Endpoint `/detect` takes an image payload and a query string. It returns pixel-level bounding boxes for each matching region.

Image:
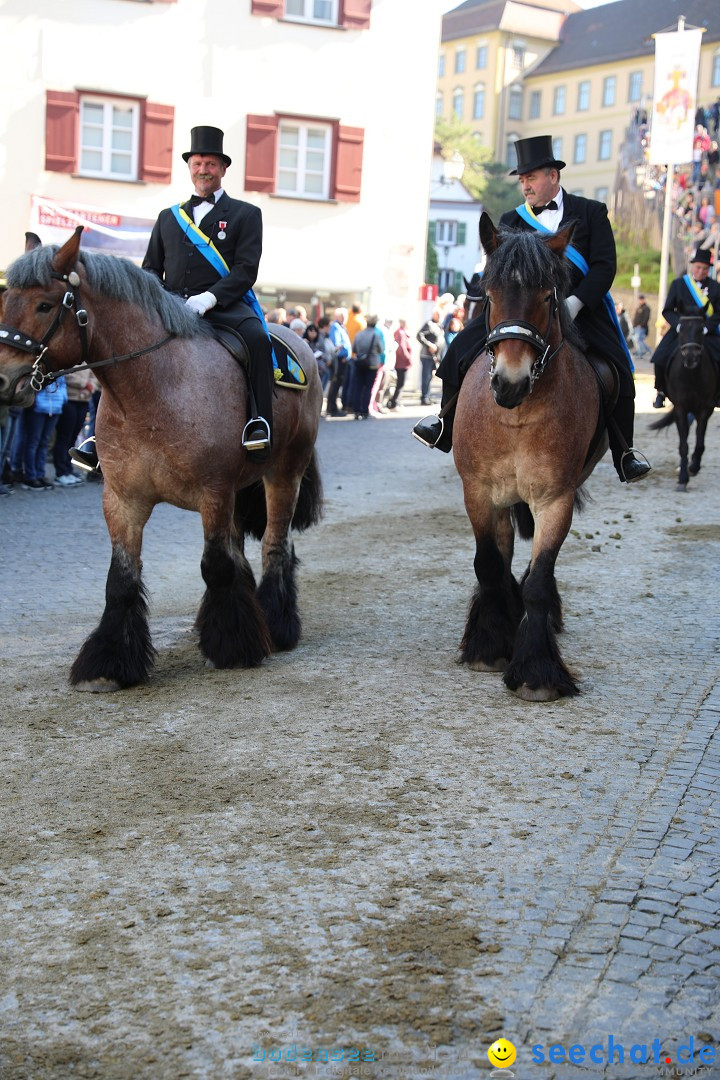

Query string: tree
[425,232,438,285]
[434,117,517,222]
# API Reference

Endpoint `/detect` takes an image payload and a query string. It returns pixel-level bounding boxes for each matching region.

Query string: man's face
[690,261,710,282]
[517,168,559,208]
[188,154,227,197]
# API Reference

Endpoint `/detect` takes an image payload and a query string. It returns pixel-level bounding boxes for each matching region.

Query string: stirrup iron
[242,416,271,450]
[412,414,444,449]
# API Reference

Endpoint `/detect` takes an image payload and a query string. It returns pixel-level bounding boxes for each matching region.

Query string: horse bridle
[677,316,707,368]
[0,268,174,392]
[485,286,565,385]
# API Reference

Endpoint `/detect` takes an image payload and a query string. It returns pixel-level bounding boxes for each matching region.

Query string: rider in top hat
[651,245,720,408]
[413,134,651,483]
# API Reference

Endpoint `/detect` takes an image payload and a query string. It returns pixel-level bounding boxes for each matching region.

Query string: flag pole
[655,16,685,348]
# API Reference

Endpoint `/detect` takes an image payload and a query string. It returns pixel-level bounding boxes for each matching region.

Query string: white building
[0,0,441,322]
[428,152,483,298]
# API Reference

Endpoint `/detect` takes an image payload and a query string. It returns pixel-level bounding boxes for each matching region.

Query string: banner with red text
[649,28,702,166]
[30,195,155,259]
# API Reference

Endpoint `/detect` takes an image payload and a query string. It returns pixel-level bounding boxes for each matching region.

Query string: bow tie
[189,194,213,208]
[532,200,558,214]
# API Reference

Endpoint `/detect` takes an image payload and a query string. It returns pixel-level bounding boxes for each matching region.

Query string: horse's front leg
[256,469,304,651]
[460,500,523,671]
[688,411,710,476]
[504,492,578,701]
[675,409,690,490]
[71,492,155,692]
[196,497,271,668]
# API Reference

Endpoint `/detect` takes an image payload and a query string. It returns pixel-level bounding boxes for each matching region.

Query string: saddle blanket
[212,325,309,390]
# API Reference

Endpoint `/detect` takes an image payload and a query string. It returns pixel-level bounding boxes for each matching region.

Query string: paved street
[0,374,719,1080]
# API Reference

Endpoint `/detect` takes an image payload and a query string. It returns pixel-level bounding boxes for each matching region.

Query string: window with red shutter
[141,102,175,184]
[339,0,372,30]
[333,125,364,202]
[245,114,365,202]
[250,0,285,15]
[245,115,279,193]
[45,91,79,173]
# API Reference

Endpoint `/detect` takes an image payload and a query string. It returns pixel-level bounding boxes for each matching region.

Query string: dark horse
[0,228,323,691]
[453,213,610,701]
[649,314,718,491]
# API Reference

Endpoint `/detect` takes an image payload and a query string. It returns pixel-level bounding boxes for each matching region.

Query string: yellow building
[439,0,720,199]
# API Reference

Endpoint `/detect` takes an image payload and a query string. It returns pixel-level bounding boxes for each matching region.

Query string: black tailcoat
[651,273,720,371]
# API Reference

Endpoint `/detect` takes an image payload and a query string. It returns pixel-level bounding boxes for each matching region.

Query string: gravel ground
[0,373,718,1080]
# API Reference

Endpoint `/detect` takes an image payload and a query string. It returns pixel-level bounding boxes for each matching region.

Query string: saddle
[583,352,620,467]
[212,324,309,390]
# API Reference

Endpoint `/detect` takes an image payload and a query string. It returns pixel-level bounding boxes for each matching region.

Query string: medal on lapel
[217,221,227,240]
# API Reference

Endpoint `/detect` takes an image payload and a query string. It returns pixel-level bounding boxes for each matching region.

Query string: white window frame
[552,137,563,161]
[598,129,613,160]
[713,49,720,87]
[628,71,642,103]
[476,44,487,69]
[574,133,587,164]
[473,84,485,120]
[602,75,616,107]
[284,0,338,26]
[435,221,458,245]
[529,90,541,119]
[78,95,140,182]
[438,53,445,78]
[455,47,466,74]
[453,88,464,120]
[553,85,566,116]
[577,81,590,112]
[508,85,523,121]
[595,186,609,203]
[276,120,332,201]
[438,267,456,292]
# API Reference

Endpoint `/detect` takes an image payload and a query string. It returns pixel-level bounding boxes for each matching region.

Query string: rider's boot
[69,436,102,477]
[412,383,457,453]
[242,340,274,463]
[610,397,651,483]
[653,363,666,409]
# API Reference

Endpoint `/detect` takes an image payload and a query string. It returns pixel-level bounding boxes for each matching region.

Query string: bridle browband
[485,286,565,385]
[0,267,174,391]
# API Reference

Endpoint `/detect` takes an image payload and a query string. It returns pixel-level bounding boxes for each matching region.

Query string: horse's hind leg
[689,413,710,476]
[71,497,155,692]
[504,493,578,701]
[676,410,690,490]
[197,503,271,668]
[256,470,303,651]
[460,507,523,671]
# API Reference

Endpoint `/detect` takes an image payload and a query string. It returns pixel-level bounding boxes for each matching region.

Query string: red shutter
[251,0,285,14]
[333,125,364,202]
[245,114,278,193]
[45,90,79,173]
[339,0,372,30]
[141,102,175,184]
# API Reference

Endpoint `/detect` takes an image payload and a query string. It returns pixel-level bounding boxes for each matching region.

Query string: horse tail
[511,501,535,539]
[233,451,323,540]
[649,407,676,431]
[292,449,324,532]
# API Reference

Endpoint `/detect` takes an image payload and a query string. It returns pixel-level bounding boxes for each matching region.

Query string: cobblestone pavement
[0,375,718,1080]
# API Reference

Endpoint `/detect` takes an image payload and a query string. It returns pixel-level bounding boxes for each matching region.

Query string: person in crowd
[615,302,632,349]
[369,317,395,416]
[289,318,306,336]
[346,303,367,346]
[632,295,653,359]
[413,134,651,483]
[315,316,335,395]
[416,308,446,407]
[21,377,67,490]
[445,313,464,346]
[351,316,384,419]
[53,370,98,487]
[287,305,308,327]
[387,318,413,409]
[327,307,352,417]
[651,246,720,408]
[303,322,331,393]
[266,307,288,325]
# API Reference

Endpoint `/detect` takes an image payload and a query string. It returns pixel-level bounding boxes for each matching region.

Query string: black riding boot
[610,396,651,483]
[412,381,457,453]
[653,360,667,409]
[242,331,274,462]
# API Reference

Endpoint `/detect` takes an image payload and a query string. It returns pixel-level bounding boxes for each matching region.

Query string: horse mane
[483,226,583,349]
[6,246,209,340]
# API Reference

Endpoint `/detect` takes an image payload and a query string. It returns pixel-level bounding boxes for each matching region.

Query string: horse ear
[479,211,499,254]
[25,232,43,252]
[463,276,471,291]
[51,225,84,276]
[546,220,576,257]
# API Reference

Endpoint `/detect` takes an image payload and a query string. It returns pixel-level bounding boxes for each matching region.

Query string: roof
[531,0,720,76]
[442,0,580,42]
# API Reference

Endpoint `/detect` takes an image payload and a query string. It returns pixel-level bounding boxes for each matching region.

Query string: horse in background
[0,228,323,690]
[453,213,609,700]
[650,314,718,490]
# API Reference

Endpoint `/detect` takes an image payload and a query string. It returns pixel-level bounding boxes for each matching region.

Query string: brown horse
[453,213,608,700]
[0,227,323,691]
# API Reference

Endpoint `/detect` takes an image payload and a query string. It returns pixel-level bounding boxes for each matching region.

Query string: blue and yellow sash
[683,273,714,317]
[171,204,289,378]
[516,202,633,369]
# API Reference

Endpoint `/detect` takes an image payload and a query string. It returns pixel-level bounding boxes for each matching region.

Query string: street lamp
[440,150,465,184]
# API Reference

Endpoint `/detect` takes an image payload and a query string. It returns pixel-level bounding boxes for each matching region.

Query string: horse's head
[479,212,575,409]
[676,314,707,371]
[0,226,88,406]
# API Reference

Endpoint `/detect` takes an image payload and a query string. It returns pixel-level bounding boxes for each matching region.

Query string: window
[511,44,525,70]
[277,121,331,199]
[595,186,609,203]
[438,53,445,78]
[435,221,458,245]
[573,133,587,164]
[506,133,520,168]
[552,137,563,161]
[713,49,720,86]
[453,88,464,120]
[529,90,541,119]
[602,76,616,107]
[455,47,466,74]
[553,85,566,115]
[508,86,523,121]
[245,114,364,202]
[438,267,456,292]
[628,71,642,103]
[473,84,485,120]
[45,90,174,183]
[598,129,612,160]
[577,80,590,111]
[250,0,371,30]
[476,44,487,69]
[436,93,444,118]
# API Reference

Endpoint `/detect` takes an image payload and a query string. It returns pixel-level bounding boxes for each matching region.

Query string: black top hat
[182,126,232,166]
[690,246,712,265]
[509,135,566,176]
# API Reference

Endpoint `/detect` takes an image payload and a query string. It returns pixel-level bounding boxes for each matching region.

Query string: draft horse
[0,228,323,691]
[649,314,719,491]
[453,213,609,701]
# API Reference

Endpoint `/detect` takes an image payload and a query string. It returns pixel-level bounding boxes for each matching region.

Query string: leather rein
[484,286,565,386]
[0,269,174,391]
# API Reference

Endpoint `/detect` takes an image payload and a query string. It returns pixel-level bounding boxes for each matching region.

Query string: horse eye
[36,301,53,314]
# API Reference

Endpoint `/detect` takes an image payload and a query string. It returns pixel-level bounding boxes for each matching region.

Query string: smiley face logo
[488,1038,517,1069]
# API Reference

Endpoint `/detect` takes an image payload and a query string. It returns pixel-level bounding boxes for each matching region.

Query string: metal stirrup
[242,416,271,449]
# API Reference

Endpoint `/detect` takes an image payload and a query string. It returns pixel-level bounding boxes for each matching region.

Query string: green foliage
[614,239,662,294]
[426,233,439,285]
[434,117,518,222]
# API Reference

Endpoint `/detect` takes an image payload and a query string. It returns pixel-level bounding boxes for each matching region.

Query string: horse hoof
[74,677,122,693]
[514,683,561,702]
[467,657,509,672]
[676,483,688,492]
[205,659,217,669]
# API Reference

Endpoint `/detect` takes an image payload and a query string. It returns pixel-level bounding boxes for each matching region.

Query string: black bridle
[485,286,565,385]
[677,315,707,370]
[0,269,174,391]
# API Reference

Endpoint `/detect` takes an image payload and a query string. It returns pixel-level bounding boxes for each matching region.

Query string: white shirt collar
[535,187,564,231]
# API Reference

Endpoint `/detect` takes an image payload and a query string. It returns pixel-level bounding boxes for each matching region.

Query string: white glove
[565,295,584,321]
[185,291,217,316]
